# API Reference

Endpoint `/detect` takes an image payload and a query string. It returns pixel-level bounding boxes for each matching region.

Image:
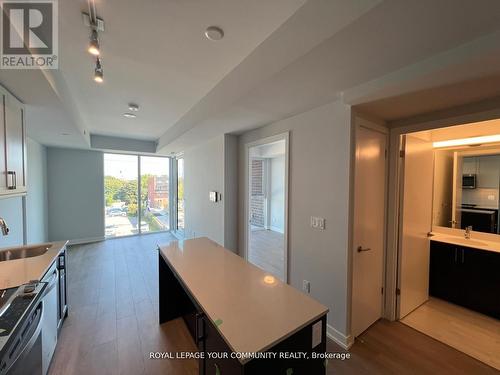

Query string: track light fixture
[94,57,103,83]
[88,29,100,56]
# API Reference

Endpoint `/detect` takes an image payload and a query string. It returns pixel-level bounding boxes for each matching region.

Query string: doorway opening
[392,118,500,370]
[245,134,288,282]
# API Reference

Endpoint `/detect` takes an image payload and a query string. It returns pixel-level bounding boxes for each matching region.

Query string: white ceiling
[1,0,500,153]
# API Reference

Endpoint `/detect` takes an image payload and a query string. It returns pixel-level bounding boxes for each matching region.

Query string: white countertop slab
[159,237,328,360]
[0,241,68,289]
[431,233,500,254]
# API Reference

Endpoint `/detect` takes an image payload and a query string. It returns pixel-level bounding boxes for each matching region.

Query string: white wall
[47,147,105,243]
[0,197,24,247]
[239,100,352,343]
[270,155,285,233]
[184,134,238,250]
[26,138,48,243]
[184,136,225,245]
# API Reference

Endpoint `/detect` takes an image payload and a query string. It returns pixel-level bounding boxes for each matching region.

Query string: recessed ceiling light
[205,26,224,41]
[433,134,500,148]
[128,103,139,112]
[123,113,136,119]
[61,133,71,136]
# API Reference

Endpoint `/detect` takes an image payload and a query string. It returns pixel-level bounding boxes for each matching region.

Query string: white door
[398,134,434,318]
[352,125,387,337]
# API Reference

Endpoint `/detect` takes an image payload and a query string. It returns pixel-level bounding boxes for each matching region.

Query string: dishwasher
[41,262,59,375]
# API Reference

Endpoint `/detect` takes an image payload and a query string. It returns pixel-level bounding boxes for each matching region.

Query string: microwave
[462,174,476,189]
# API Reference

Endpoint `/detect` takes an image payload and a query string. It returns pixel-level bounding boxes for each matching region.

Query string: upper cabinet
[462,155,500,189]
[0,85,26,196]
[477,155,500,189]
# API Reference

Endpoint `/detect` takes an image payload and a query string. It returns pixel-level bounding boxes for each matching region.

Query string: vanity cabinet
[430,240,500,319]
[0,85,26,195]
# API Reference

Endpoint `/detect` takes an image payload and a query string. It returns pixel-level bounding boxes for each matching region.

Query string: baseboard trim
[327,324,354,350]
[68,236,105,245]
[269,225,284,234]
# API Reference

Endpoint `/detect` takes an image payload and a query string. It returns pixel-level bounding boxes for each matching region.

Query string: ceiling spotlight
[205,26,224,41]
[128,103,139,112]
[94,57,103,83]
[88,29,100,56]
[123,113,136,119]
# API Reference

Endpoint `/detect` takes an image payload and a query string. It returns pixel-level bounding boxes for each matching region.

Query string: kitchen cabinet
[430,240,500,319]
[462,157,477,175]
[0,85,26,195]
[477,155,500,189]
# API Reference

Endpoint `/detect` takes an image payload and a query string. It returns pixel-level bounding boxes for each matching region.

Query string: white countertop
[159,238,328,360]
[0,241,68,289]
[431,233,500,254]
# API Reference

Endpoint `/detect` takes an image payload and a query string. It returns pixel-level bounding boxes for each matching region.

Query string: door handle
[357,246,371,253]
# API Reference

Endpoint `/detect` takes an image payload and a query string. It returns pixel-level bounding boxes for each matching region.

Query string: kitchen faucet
[0,217,9,236]
[464,226,472,240]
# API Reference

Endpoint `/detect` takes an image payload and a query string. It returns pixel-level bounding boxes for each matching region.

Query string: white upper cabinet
[477,155,500,189]
[0,85,26,196]
[462,156,477,175]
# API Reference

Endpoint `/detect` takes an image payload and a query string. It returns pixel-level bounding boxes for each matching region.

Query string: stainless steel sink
[0,244,53,262]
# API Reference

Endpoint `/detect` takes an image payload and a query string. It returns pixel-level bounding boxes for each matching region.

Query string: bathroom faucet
[465,226,472,240]
[0,217,9,236]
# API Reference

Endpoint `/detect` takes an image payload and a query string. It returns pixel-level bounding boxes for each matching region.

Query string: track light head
[88,29,100,56]
[94,57,103,83]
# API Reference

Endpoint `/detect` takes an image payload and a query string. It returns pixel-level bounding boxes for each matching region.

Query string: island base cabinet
[200,315,327,375]
[159,253,327,375]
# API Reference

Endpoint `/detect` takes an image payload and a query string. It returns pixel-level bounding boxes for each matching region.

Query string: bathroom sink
[0,244,53,262]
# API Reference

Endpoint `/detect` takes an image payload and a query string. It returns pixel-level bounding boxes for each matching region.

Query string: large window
[141,156,170,233]
[104,153,170,238]
[177,158,185,233]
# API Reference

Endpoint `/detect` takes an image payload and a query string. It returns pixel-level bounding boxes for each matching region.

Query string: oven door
[3,301,44,375]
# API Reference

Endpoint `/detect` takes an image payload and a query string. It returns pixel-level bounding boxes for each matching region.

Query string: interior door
[398,134,434,318]
[352,125,387,337]
[451,152,463,228]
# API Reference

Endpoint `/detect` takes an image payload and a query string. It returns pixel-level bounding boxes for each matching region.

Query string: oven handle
[43,269,58,296]
[5,301,44,374]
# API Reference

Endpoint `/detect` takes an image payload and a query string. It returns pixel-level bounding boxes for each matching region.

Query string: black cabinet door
[460,247,500,319]
[429,241,460,302]
[202,316,242,375]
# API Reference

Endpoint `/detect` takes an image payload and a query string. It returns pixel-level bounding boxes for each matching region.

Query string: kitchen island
[158,237,329,374]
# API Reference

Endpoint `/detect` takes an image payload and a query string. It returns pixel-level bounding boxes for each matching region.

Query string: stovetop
[0,282,45,351]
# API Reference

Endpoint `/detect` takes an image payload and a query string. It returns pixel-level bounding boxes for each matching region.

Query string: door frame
[350,115,389,337]
[244,132,290,283]
[385,104,500,321]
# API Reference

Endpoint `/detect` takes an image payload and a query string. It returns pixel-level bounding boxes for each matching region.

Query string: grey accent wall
[26,138,48,243]
[238,100,352,339]
[47,148,104,242]
[183,134,238,251]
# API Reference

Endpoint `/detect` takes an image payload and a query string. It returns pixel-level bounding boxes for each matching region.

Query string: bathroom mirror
[432,147,500,235]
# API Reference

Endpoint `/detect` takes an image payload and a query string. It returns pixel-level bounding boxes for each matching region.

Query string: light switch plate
[312,320,322,348]
[310,216,325,230]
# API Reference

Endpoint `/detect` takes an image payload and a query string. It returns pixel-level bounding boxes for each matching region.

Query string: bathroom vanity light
[433,134,500,148]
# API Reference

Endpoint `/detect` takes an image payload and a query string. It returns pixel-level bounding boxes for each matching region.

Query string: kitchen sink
[0,244,53,262]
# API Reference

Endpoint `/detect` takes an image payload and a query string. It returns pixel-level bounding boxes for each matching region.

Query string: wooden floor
[49,234,499,375]
[248,228,285,280]
[401,298,500,370]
